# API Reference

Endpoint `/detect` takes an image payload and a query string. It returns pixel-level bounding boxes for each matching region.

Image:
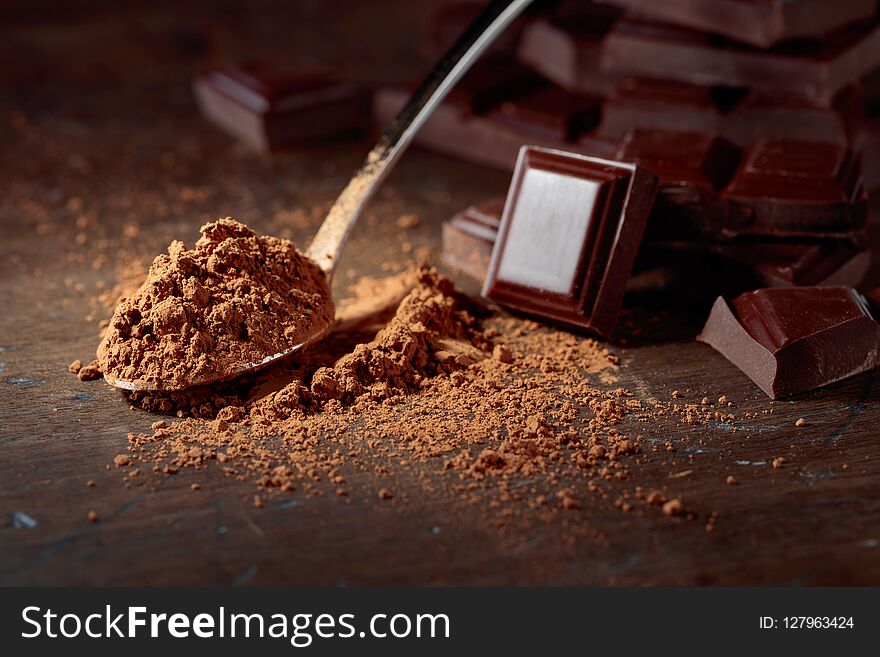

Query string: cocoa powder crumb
[662,498,682,516]
[113,454,130,467]
[795,418,806,427]
[492,344,512,363]
[68,359,83,374]
[772,457,785,469]
[77,360,102,381]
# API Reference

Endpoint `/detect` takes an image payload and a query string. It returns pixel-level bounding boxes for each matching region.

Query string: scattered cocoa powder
[662,498,683,517]
[97,218,333,390]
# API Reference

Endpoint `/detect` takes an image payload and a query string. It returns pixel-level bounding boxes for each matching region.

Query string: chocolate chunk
[615,128,739,193]
[601,18,880,105]
[516,0,623,95]
[595,0,877,48]
[615,130,868,239]
[482,146,657,338]
[441,198,504,281]
[722,139,867,236]
[698,287,880,398]
[193,59,370,152]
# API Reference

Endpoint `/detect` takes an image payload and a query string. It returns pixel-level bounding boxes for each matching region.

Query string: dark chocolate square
[482,146,657,338]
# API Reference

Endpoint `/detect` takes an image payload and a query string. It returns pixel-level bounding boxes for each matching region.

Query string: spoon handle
[305,0,536,276]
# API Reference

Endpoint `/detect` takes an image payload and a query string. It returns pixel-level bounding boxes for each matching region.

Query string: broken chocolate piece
[193,60,371,152]
[595,0,877,49]
[442,198,504,281]
[698,286,880,398]
[601,18,880,105]
[483,146,657,338]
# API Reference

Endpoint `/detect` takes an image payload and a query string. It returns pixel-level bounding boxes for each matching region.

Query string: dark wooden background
[1,0,879,586]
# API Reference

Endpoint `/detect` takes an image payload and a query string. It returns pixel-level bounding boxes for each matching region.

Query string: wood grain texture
[1,0,879,586]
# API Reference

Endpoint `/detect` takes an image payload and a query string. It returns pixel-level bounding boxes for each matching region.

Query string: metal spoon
[105,0,535,392]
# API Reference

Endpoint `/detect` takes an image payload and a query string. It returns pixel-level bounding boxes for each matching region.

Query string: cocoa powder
[97,218,333,390]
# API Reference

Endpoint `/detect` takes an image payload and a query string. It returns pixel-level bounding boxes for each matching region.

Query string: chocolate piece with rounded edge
[482,146,657,338]
[193,59,371,153]
[601,18,880,106]
[698,286,880,398]
[595,0,877,49]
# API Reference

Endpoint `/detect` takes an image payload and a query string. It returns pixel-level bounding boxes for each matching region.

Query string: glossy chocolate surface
[698,287,880,398]
[483,146,657,338]
[594,0,876,48]
[723,139,867,235]
[615,130,868,239]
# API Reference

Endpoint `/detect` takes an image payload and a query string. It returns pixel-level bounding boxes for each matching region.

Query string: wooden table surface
[2,0,879,587]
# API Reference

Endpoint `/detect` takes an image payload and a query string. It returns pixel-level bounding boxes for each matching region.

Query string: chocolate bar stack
[425,1,880,398]
[427,1,880,291]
